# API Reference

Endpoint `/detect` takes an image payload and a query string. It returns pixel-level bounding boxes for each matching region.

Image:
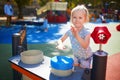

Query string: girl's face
[71,10,87,28]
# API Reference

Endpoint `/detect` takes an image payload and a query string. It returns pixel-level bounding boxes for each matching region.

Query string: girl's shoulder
[80,27,90,37]
[81,27,90,33]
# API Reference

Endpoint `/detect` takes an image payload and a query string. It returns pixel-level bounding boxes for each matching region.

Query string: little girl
[56,5,93,69]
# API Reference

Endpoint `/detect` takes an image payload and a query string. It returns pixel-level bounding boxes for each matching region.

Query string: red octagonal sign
[91,26,111,44]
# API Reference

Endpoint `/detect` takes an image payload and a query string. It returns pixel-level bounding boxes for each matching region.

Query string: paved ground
[0,16,36,20]
[0,16,37,27]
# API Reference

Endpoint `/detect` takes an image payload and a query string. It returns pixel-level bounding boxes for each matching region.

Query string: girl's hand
[56,44,66,50]
[71,26,79,38]
[56,40,66,50]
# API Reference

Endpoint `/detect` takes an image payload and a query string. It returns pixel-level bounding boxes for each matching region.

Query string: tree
[14,0,32,19]
[38,0,48,7]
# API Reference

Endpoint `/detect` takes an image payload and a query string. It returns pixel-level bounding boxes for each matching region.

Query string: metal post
[12,33,22,80]
[12,33,20,56]
[91,50,108,80]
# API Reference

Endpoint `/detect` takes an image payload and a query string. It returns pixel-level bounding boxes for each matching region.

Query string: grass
[0,44,13,80]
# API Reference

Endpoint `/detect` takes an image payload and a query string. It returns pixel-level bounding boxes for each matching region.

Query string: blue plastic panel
[51,56,74,70]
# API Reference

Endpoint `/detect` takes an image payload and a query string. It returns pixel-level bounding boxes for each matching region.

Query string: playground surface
[0,17,120,80]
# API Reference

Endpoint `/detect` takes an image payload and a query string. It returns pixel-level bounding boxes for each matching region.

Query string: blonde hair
[70,5,89,22]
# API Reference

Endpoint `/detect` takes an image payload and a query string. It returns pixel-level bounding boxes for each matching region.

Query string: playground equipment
[51,56,74,77]
[12,25,27,56]
[37,2,68,15]
[91,26,111,80]
[12,25,27,80]
[116,24,120,31]
[37,2,68,23]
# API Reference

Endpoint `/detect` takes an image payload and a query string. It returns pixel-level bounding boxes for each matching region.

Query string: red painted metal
[91,26,111,44]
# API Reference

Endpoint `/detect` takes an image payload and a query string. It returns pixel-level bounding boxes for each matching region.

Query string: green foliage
[13,0,32,19]
[38,0,48,7]
[11,0,120,19]
[14,0,32,7]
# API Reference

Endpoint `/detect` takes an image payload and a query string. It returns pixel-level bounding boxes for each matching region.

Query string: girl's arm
[76,34,91,49]
[56,34,68,50]
[61,33,68,42]
[71,27,90,49]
